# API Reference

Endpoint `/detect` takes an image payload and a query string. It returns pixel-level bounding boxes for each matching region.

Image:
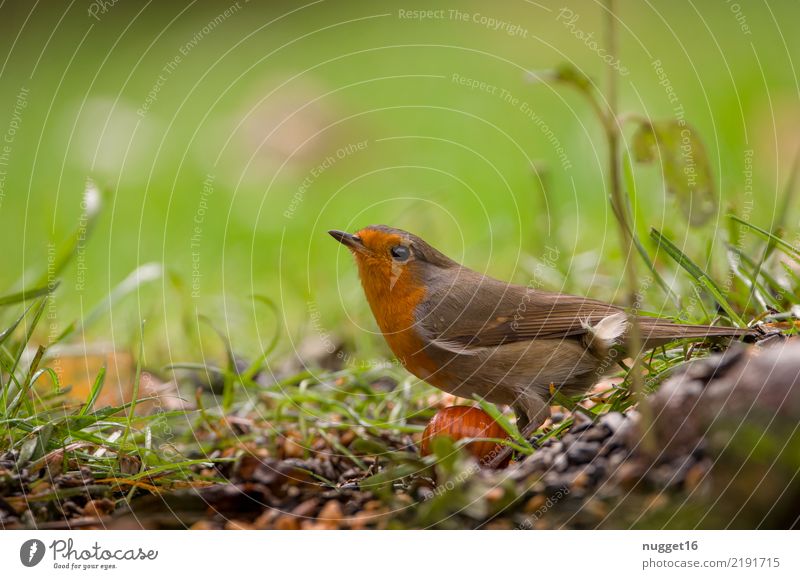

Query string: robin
[329,225,752,465]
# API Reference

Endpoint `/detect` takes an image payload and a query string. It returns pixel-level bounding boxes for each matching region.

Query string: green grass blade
[697,276,747,326]
[126,457,231,481]
[651,228,710,282]
[0,283,57,308]
[8,298,48,381]
[241,294,281,381]
[650,228,745,326]
[779,262,800,299]
[120,323,145,450]
[197,315,237,412]
[7,345,45,417]
[79,366,107,417]
[729,215,800,264]
[473,395,533,453]
[727,243,786,310]
[164,362,226,374]
[754,150,800,265]
[736,152,799,308]
[0,302,36,346]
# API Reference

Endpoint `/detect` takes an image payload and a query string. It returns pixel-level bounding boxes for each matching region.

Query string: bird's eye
[390,245,410,261]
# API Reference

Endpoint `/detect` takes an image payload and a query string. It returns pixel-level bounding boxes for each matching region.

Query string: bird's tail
[638,317,752,348]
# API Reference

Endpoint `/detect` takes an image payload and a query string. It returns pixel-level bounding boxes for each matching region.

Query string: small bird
[330,225,751,463]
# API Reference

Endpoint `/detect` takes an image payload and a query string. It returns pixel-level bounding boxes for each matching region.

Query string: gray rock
[553,454,569,472]
[600,412,626,433]
[581,425,611,442]
[567,441,601,464]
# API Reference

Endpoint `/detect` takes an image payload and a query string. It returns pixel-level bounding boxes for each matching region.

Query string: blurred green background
[0,0,797,365]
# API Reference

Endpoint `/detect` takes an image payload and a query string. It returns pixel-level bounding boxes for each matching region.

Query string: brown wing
[416,266,750,349]
[416,267,622,348]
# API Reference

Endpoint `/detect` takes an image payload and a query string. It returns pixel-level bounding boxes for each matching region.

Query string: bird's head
[328,225,456,302]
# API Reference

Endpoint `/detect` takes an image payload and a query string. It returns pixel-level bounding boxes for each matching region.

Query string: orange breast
[358,264,441,383]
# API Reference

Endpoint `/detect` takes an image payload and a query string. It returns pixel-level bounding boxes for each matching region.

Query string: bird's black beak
[328,230,364,252]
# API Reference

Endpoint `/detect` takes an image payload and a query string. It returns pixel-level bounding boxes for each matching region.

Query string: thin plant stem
[603,1,642,381]
[602,1,653,447]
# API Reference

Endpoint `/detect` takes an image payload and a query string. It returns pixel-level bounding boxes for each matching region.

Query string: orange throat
[355,259,439,381]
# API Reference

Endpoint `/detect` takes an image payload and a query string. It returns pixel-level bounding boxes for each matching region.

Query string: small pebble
[570,421,592,434]
[274,515,301,530]
[567,442,600,465]
[318,500,343,521]
[581,425,611,443]
[553,454,568,472]
[292,498,319,518]
[600,412,626,433]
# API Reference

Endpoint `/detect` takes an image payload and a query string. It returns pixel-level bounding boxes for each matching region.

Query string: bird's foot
[485,421,540,469]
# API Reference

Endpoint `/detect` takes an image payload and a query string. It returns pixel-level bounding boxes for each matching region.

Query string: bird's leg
[513,403,530,436]
[485,420,541,469]
[485,403,544,469]
[486,439,514,470]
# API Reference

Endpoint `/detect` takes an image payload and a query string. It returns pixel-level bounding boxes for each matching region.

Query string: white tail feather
[582,312,628,348]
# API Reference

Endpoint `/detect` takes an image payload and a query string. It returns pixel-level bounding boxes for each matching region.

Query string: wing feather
[416,268,621,347]
[415,267,749,350]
